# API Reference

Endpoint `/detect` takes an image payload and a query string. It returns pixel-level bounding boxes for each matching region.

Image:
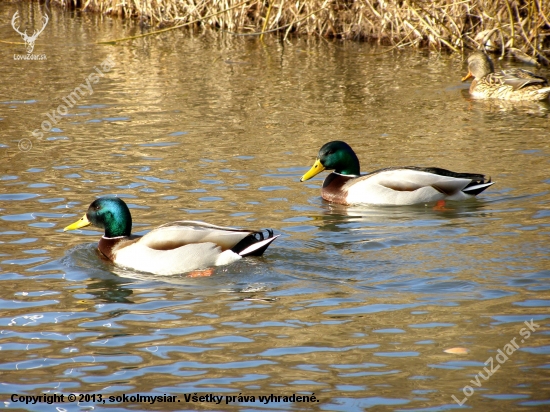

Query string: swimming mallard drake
[300,141,495,206]
[462,51,550,101]
[64,197,278,275]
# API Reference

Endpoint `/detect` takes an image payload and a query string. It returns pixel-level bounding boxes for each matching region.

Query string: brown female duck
[462,51,550,101]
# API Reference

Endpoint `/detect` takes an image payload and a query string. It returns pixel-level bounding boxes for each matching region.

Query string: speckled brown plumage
[463,51,550,101]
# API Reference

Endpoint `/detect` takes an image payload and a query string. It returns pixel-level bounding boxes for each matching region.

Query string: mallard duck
[64,197,278,275]
[300,141,495,206]
[462,51,550,101]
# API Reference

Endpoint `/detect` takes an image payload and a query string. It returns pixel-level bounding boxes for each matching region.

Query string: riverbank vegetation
[54,0,549,64]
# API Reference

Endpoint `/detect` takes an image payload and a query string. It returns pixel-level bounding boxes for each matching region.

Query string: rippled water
[1,2,550,411]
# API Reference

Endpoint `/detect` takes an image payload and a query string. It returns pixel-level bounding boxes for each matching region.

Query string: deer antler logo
[11,11,49,54]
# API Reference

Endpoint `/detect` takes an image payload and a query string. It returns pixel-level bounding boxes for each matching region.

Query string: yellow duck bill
[300,158,325,182]
[64,214,92,231]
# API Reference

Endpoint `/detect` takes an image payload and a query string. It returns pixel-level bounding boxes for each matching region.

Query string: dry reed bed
[55,0,549,63]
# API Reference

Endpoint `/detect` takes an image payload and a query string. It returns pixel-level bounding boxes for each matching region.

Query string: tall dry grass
[54,0,549,63]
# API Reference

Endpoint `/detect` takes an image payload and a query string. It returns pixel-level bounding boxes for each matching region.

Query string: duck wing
[401,166,488,182]
[368,167,487,194]
[491,69,548,90]
[140,221,277,256]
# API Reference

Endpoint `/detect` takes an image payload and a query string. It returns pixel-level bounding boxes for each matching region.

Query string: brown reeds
[54,0,549,63]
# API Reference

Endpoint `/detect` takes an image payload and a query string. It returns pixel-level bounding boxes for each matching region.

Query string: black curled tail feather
[232,229,278,257]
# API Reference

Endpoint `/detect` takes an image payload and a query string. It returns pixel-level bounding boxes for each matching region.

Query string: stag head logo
[11,11,49,54]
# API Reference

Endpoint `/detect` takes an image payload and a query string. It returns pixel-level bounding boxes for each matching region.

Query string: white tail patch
[239,235,279,257]
[463,181,495,193]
